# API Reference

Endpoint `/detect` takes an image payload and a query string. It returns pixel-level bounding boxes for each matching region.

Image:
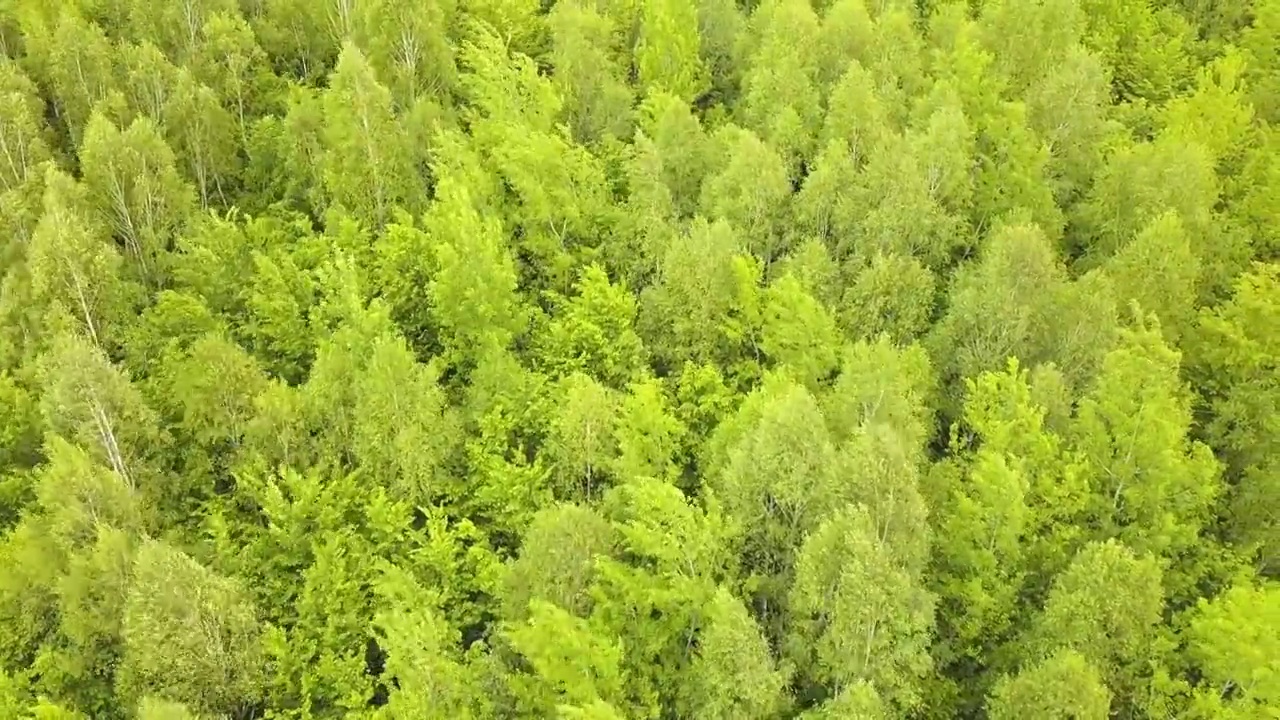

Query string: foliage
[0,2,1274,718]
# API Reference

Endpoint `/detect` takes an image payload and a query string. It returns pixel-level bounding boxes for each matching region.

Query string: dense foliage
[0,0,1277,718]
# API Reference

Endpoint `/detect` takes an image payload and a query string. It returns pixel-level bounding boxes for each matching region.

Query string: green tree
[760,273,841,390]
[192,11,280,140]
[1024,540,1164,708]
[634,0,708,104]
[612,378,685,483]
[1070,323,1221,570]
[22,11,118,144]
[535,264,646,388]
[78,112,195,284]
[163,69,239,207]
[637,218,761,376]
[700,125,792,264]
[320,43,422,226]
[1102,211,1201,342]
[27,169,134,350]
[1185,580,1280,717]
[548,1,632,145]
[374,566,491,719]
[0,61,52,195]
[426,175,525,366]
[789,504,935,711]
[544,372,619,502]
[986,649,1111,720]
[117,540,264,717]
[36,332,165,496]
[137,697,199,720]
[504,600,626,716]
[1191,263,1280,574]
[503,503,614,620]
[736,0,822,172]
[677,587,788,720]
[355,0,457,109]
[838,253,937,344]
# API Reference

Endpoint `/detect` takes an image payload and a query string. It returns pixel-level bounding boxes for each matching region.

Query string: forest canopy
[0,0,1278,718]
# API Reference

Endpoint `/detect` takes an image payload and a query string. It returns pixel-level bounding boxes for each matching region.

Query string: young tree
[320,43,422,226]
[548,3,632,145]
[502,503,614,620]
[22,12,118,144]
[634,0,708,105]
[426,175,525,366]
[374,566,491,719]
[535,264,646,388]
[1023,540,1164,708]
[36,332,165,496]
[26,169,133,350]
[677,587,788,720]
[1192,263,1280,574]
[544,372,619,502]
[986,649,1111,720]
[789,504,936,711]
[1070,323,1221,571]
[117,540,264,717]
[1185,580,1280,716]
[78,112,196,284]
[354,0,457,109]
[760,273,841,390]
[699,125,792,264]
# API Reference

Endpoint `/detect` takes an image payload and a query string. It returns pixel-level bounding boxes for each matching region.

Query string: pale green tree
[634,0,708,104]
[1070,323,1221,569]
[37,332,165,496]
[117,541,264,716]
[760,273,841,390]
[986,649,1111,720]
[192,12,280,140]
[426,175,525,365]
[1024,540,1164,707]
[78,112,196,283]
[1185,580,1280,717]
[320,43,422,226]
[548,1,632,144]
[355,0,457,108]
[1103,211,1201,342]
[26,168,133,350]
[612,378,685,482]
[22,12,118,143]
[839,253,937,344]
[535,264,646,388]
[544,372,619,502]
[789,504,935,711]
[736,0,822,171]
[163,69,240,207]
[503,503,614,620]
[700,125,792,263]
[677,587,788,720]
[1192,263,1280,573]
[117,41,180,124]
